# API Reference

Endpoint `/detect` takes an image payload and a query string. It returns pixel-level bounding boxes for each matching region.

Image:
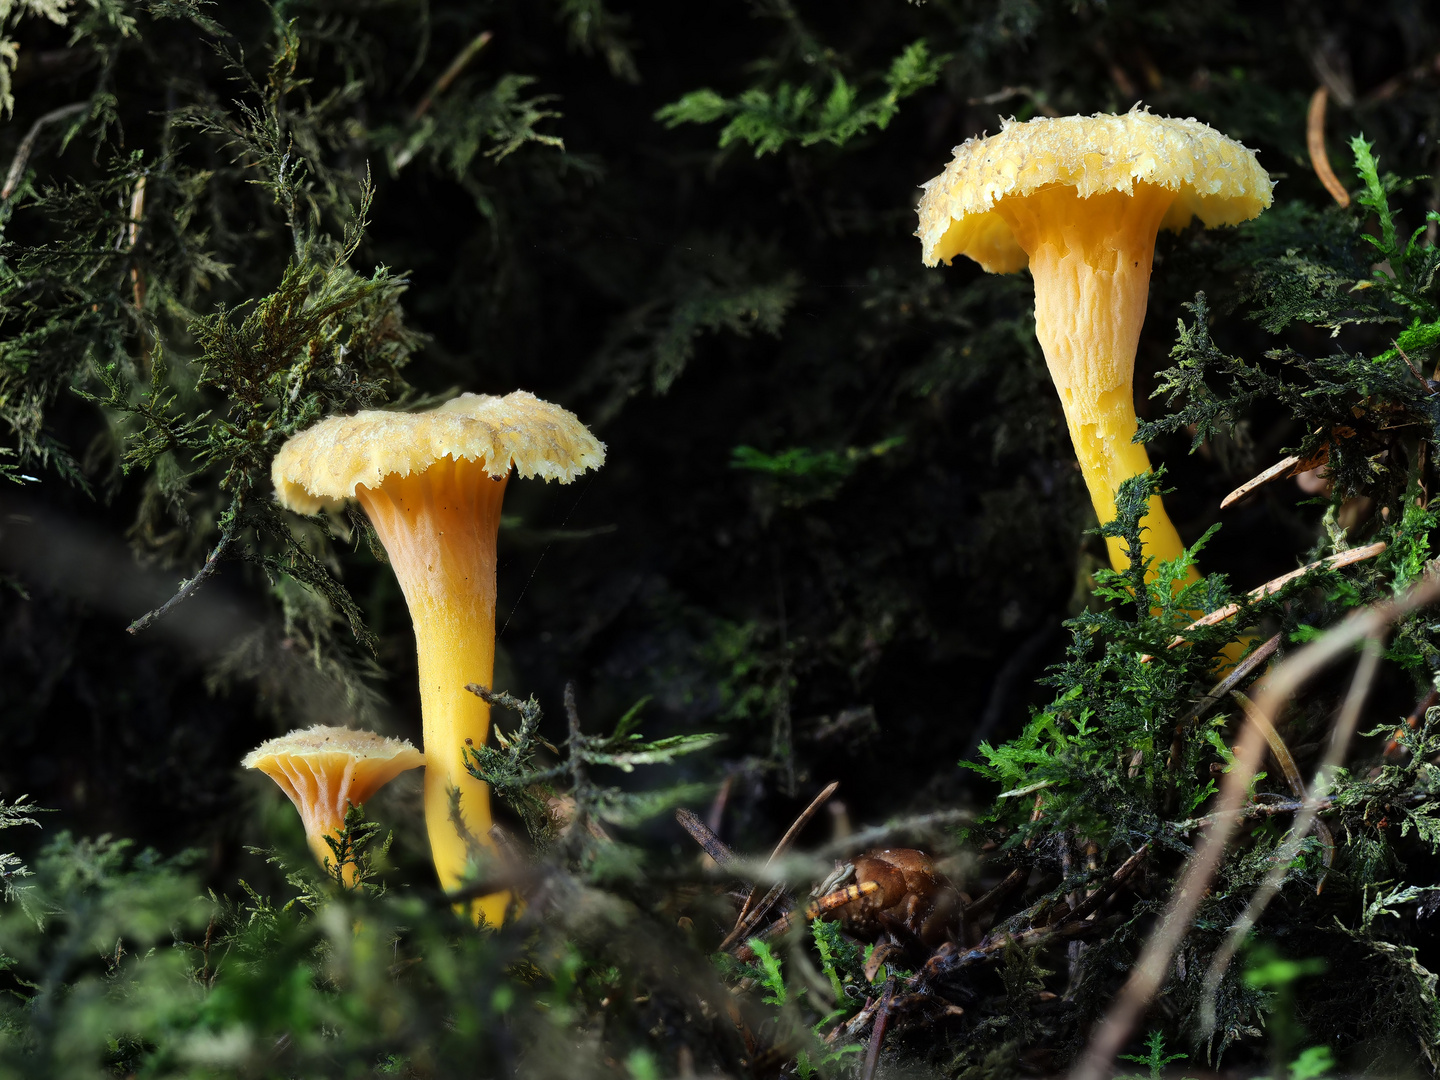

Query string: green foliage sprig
[466,683,720,863]
[0,793,45,905]
[1117,1030,1193,1080]
[1142,138,1440,506]
[656,39,945,157]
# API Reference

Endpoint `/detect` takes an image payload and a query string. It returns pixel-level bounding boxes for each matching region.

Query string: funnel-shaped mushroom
[244,725,424,886]
[917,109,1271,580]
[272,391,604,924]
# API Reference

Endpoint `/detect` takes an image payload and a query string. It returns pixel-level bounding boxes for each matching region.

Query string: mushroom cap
[916,109,1274,271]
[243,724,424,805]
[272,390,606,515]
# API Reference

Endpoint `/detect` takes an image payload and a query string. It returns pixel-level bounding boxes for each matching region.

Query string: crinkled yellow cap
[272,390,606,515]
[917,108,1274,271]
[242,725,423,767]
[243,725,424,802]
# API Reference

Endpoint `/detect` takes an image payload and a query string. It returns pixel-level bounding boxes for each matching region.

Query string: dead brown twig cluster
[1070,573,1440,1080]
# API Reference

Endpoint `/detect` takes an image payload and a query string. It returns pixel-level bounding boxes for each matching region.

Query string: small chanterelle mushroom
[917,108,1272,581]
[271,391,605,925]
[243,725,424,886]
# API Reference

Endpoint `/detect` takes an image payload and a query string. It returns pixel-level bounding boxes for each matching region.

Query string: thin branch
[1167,631,1282,772]
[1307,86,1352,208]
[675,808,744,872]
[1198,634,1384,1023]
[411,31,493,121]
[2,101,88,200]
[1220,454,1301,510]
[719,881,788,953]
[861,979,895,1080]
[126,528,233,634]
[768,781,838,864]
[1165,542,1387,647]
[733,781,839,930]
[1231,691,1306,798]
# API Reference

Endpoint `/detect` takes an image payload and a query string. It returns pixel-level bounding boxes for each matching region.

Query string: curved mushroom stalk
[996,182,1192,580]
[356,456,508,925]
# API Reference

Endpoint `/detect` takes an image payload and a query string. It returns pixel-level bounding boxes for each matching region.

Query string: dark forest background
[1,1,1440,1077]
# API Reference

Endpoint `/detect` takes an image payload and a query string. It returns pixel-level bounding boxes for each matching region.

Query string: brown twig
[1167,631,1282,772]
[1,100,87,200]
[128,175,147,310]
[1178,795,1328,831]
[719,882,787,953]
[1060,844,1150,927]
[1231,687,1338,877]
[1231,691,1306,798]
[1069,574,1440,1080]
[1221,454,1301,510]
[768,781,839,864]
[925,910,1126,982]
[675,808,743,872]
[732,781,838,935]
[412,31,493,121]
[861,980,895,1080]
[1198,635,1384,1023]
[963,865,1028,921]
[1385,687,1438,758]
[1307,86,1352,208]
[1165,542,1387,648]
[126,528,233,634]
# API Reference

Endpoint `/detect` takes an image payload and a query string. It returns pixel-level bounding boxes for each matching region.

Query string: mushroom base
[358,455,511,927]
[996,182,1199,585]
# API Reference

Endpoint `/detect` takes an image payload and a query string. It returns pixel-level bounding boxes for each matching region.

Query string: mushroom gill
[244,725,424,886]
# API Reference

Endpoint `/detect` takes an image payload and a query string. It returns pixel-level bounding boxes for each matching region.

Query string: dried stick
[964,866,1028,921]
[768,781,839,864]
[861,980,895,1080]
[1198,635,1384,1024]
[718,882,787,953]
[126,527,233,634]
[1220,455,1302,510]
[1231,691,1306,797]
[1,101,87,199]
[1166,542,1386,647]
[1069,574,1440,1080]
[1168,631,1282,771]
[675,808,743,872]
[1307,87,1352,208]
[412,31,493,121]
[732,781,838,934]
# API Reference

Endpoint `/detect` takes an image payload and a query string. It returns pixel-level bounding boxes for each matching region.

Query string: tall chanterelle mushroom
[244,725,424,886]
[272,391,605,925]
[917,109,1272,580]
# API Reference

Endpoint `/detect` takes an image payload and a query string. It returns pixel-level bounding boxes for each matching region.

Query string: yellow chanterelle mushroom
[917,109,1272,581]
[271,391,605,924]
[243,725,424,886]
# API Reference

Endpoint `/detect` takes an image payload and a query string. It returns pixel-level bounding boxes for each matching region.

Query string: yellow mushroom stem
[994,181,1198,585]
[356,454,509,926]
